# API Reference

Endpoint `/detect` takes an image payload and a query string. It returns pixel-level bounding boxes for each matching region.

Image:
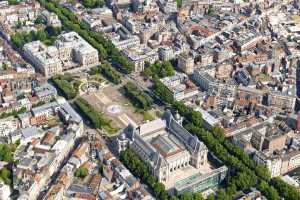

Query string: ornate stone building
[116,111,208,183]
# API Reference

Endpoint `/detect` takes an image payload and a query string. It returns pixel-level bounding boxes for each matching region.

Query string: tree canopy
[51,75,78,100]
[81,0,105,8]
[123,82,153,110]
[75,167,89,178]
[11,26,62,48]
[144,61,175,78]
[75,98,111,129]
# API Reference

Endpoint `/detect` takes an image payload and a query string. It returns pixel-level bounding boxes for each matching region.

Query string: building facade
[116,111,208,183]
[23,32,99,77]
[178,53,194,74]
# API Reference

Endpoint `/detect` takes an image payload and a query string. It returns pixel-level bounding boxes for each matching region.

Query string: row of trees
[270,178,300,200]
[123,82,153,110]
[81,0,105,8]
[150,84,282,199]
[38,0,134,73]
[173,101,297,200]
[51,75,79,100]
[209,126,270,181]
[173,101,203,127]
[185,124,276,200]
[143,61,175,78]
[11,26,62,48]
[99,62,121,84]
[152,78,174,104]
[75,98,111,129]
[112,53,135,74]
[89,62,121,84]
[120,149,205,200]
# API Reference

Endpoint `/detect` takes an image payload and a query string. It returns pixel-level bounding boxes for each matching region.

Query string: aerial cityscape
[0,0,300,199]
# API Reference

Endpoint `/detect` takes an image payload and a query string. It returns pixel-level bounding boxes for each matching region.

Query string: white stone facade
[116,111,208,183]
[23,32,99,77]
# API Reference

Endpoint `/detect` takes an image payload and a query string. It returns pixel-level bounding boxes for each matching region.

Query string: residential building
[41,10,61,27]
[33,83,57,102]
[0,181,10,200]
[122,45,159,72]
[157,0,177,14]
[178,53,194,74]
[0,116,18,137]
[193,70,236,100]
[158,46,175,61]
[13,99,83,200]
[160,73,199,101]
